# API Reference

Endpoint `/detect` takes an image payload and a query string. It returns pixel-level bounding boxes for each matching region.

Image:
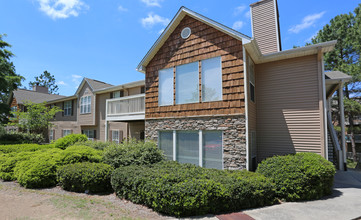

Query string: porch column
[338,81,347,171]
[105,121,108,142]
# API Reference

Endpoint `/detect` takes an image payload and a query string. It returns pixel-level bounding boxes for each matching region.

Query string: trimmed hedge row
[54,134,88,149]
[111,161,276,217]
[0,132,45,145]
[103,139,164,168]
[0,144,55,154]
[0,145,103,188]
[256,152,336,201]
[57,162,113,193]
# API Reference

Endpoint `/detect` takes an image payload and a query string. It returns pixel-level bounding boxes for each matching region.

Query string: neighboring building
[7,85,65,132]
[46,78,145,142]
[136,0,350,170]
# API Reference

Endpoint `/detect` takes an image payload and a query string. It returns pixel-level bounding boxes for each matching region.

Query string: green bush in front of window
[111,161,277,217]
[57,162,113,193]
[54,134,88,149]
[256,152,336,201]
[102,139,164,168]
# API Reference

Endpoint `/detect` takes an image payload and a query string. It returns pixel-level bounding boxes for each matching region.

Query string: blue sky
[1,0,359,96]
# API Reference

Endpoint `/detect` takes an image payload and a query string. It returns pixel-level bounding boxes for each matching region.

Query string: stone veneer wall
[145,115,246,170]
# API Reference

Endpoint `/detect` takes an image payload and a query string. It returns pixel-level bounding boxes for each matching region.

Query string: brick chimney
[33,83,49,94]
[250,0,282,54]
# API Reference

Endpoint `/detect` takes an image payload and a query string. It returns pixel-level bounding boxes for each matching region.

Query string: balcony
[106,94,145,121]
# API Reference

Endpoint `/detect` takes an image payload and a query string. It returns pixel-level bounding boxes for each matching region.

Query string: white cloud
[289,11,326,34]
[72,74,82,79]
[141,13,169,28]
[141,0,163,7]
[118,5,128,12]
[37,0,88,20]
[232,21,244,30]
[71,74,82,84]
[234,5,246,16]
[58,80,67,85]
[245,11,251,19]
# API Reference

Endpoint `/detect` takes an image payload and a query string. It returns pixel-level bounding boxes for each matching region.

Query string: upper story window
[248,56,255,103]
[141,86,145,94]
[176,62,199,105]
[112,91,124,99]
[158,56,222,106]
[80,96,91,114]
[201,57,222,102]
[63,100,72,116]
[158,68,174,106]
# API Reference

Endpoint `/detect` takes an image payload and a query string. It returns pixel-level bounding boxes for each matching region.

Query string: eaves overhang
[136,6,251,73]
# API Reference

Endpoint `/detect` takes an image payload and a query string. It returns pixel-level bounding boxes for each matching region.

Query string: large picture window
[159,131,173,160]
[158,68,174,106]
[176,62,199,104]
[201,57,222,102]
[80,96,91,114]
[159,130,223,169]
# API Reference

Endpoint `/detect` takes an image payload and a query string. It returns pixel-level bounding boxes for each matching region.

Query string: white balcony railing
[106,94,145,121]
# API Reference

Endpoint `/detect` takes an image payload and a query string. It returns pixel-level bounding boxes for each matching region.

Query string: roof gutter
[244,39,337,64]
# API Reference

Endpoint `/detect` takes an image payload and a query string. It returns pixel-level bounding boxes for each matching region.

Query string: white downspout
[339,81,347,171]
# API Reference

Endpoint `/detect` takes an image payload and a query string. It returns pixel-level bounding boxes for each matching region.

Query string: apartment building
[136,0,350,170]
[46,78,145,142]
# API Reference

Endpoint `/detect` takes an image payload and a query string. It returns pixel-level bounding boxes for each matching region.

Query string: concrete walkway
[243,170,361,220]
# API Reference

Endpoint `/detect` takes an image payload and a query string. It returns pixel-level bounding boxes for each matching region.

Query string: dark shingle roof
[13,89,66,104]
[85,78,113,91]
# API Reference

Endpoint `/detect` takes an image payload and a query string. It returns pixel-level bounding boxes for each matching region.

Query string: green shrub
[73,140,112,151]
[14,158,58,188]
[0,144,55,154]
[0,151,37,181]
[0,132,45,144]
[56,145,103,165]
[103,139,164,168]
[256,152,336,201]
[57,162,113,193]
[111,161,276,217]
[54,134,88,149]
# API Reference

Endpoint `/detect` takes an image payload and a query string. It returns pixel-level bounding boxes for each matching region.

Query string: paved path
[243,170,361,220]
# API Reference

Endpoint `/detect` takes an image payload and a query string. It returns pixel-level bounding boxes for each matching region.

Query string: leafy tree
[311,4,361,162]
[0,34,24,124]
[29,70,59,94]
[10,102,61,141]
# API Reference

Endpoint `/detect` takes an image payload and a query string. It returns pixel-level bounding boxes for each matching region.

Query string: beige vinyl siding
[53,99,77,121]
[78,83,95,126]
[251,0,279,54]
[247,54,257,170]
[256,55,324,161]
[51,121,80,140]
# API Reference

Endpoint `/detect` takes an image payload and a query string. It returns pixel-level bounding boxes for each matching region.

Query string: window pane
[159,131,173,160]
[250,83,255,102]
[176,62,199,104]
[176,131,199,165]
[203,131,222,169]
[158,68,174,106]
[113,91,120,98]
[202,57,222,102]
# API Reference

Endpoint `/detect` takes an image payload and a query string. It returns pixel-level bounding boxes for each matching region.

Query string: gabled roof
[136,7,251,73]
[74,78,113,95]
[11,89,65,105]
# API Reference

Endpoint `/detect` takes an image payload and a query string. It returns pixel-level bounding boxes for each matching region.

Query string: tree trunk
[345,86,357,162]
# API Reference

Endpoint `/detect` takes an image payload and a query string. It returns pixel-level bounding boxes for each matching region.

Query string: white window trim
[112,130,120,143]
[162,130,224,169]
[64,100,72,116]
[80,96,91,114]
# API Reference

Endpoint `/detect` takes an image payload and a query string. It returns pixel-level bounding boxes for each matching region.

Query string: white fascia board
[243,39,337,64]
[94,80,145,94]
[136,7,251,73]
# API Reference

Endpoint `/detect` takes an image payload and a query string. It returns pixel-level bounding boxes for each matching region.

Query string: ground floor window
[62,129,71,137]
[112,130,119,143]
[158,130,223,169]
[82,129,96,140]
[49,130,55,141]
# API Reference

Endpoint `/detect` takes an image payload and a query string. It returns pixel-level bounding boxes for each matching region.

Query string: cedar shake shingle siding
[255,55,324,161]
[146,15,245,118]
